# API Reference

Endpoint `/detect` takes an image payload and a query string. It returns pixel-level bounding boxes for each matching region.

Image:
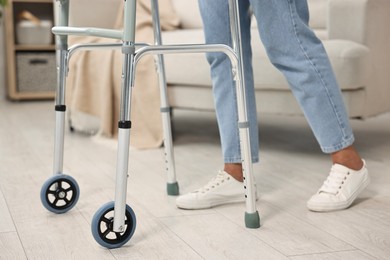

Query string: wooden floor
[0,100,389,260]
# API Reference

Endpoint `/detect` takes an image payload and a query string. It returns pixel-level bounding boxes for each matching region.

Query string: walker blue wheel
[40,174,80,214]
[91,201,136,249]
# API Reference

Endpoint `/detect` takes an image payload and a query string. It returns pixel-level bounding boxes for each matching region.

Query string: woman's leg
[250,0,368,211]
[175,0,258,209]
[199,0,259,166]
[251,0,354,154]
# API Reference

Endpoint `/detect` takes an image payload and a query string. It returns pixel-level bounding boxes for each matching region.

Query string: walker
[40,0,260,249]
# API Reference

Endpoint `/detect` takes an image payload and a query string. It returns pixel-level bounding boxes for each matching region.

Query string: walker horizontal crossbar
[134,44,238,66]
[52,26,123,39]
[67,43,149,61]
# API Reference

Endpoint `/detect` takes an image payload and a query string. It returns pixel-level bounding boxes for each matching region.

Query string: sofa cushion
[250,33,371,91]
[162,28,370,91]
[251,0,327,30]
[171,0,203,29]
[162,29,210,86]
[171,0,327,30]
[308,0,328,29]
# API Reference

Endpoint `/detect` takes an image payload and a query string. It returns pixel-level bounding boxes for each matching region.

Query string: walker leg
[113,124,131,232]
[90,1,138,248]
[228,0,260,228]
[52,0,70,176]
[53,49,67,175]
[40,0,80,214]
[91,40,137,249]
[112,0,138,233]
[113,44,135,233]
[151,0,179,196]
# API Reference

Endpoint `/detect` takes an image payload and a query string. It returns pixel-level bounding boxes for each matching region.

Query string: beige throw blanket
[67,0,180,149]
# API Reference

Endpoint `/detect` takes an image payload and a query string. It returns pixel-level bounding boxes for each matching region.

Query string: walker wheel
[40,174,80,214]
[91,201,136,249]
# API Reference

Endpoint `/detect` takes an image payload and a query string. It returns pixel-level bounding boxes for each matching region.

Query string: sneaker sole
[307,173,370,212]
[176,192,259,210]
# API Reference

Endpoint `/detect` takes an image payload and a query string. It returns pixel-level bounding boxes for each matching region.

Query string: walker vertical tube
[113,0,137,233]
[53,0,70,175]
[150,0,179,196]
[228,0,260,228]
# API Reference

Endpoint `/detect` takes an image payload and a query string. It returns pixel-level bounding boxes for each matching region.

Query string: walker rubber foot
[167,182,179,196]
[245,211,261,229]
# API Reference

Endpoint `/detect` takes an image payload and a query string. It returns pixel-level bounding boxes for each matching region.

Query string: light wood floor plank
[160,213,287,260]
[0,232,27,260]
[1,101,389,259]
[288,249,376,260]
[215,202,355,256]
[0,189,15,233]
[111,217,203,260]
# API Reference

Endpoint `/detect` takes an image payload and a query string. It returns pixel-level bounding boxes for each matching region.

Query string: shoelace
[193,171,229,194]
[319,166,350,195]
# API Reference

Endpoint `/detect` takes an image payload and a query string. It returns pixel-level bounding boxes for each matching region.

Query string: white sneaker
[307,160,370,212]
[176,170,254,210]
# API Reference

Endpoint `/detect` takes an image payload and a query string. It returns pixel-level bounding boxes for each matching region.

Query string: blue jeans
[198,0,355,163]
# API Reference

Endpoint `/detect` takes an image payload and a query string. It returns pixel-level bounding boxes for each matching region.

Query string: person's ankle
[335,158,364,171]
[224,163,243,182]
[331,146,364,171]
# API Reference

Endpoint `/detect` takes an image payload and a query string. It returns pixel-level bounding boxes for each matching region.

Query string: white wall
[0,19,6,101]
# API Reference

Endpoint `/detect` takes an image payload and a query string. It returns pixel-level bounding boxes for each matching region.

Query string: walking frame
[40,0,260,248]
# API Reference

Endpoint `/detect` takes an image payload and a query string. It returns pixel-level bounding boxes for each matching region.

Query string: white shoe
[176,170,254,210]
[307,160,370,212]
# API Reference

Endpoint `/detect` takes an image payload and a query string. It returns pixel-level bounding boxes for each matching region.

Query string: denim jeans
[198,0,355,163]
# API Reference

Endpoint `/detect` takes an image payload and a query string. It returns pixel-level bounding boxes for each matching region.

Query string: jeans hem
[320,136,355,154]
[224,156,259,164]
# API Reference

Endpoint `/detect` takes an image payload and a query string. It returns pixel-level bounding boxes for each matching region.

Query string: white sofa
[70,0,390,120]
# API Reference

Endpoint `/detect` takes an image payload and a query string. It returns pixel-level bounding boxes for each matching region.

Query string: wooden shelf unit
[4,0,56,100]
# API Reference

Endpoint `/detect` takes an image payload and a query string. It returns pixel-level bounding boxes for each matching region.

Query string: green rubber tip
[245,211,261,229]
[167,182,179,196]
